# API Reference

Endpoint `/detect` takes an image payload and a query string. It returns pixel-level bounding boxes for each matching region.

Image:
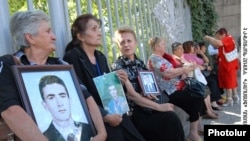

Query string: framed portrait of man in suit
[138,70,160,96]
[11,65,96,141]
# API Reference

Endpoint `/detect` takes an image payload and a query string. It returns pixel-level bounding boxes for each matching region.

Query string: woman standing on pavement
[204,28,239,107]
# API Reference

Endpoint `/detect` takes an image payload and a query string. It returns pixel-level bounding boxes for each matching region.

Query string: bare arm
[162,65,196,79]
[116,69,174,112]
[199,52,210,64]
[123,80,174,112]
[1,105,48,141]
[86,96,107,141]
[204,35,223,48]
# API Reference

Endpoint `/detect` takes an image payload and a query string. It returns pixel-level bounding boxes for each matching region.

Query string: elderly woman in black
[0,10,106,141]
[63,14,145,141]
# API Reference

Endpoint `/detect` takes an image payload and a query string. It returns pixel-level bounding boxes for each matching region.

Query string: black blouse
[111,54,148,94]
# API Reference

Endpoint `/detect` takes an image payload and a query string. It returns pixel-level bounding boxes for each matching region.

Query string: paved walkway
[202,94,241,125]
[205,76,241,141]
[182,75,241,139]
[203,75,241,125]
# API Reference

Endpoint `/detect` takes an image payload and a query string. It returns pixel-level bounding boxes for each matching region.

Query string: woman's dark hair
[215,28,228,36]
[193,42,199,48]
[198,42,206,48]
[65,14,102,52]
[182,40,194,53]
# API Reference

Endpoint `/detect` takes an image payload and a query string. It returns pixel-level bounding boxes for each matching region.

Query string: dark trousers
[104,115,145,141]
[132,108,185,141]
[168,90,204,122]
[206,74,223,102]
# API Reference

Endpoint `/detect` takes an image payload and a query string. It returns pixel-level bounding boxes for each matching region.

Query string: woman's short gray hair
[10,10,49,49]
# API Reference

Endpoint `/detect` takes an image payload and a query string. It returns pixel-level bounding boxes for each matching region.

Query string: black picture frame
[138,70,160,96]
[11,65,96,140]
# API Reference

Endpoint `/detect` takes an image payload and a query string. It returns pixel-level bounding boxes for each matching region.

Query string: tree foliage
[7,0,218,64]
[9,0,26,14]
[187,0,218,42]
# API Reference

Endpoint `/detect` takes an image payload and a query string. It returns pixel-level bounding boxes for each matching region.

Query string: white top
[207,44,218,56]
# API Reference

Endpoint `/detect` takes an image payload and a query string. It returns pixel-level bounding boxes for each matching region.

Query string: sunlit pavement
[183,73,241,140]
[200,74,241,140]
[203,73,241,125]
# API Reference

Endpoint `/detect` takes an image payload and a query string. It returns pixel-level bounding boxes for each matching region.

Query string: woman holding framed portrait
[111,25,185,141]
[0,10,106,141]
[63,14,145,141]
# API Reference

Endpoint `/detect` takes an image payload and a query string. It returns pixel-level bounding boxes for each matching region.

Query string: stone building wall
[215,0,241,42]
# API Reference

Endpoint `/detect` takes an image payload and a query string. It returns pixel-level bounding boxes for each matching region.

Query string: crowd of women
[0,10,239,141]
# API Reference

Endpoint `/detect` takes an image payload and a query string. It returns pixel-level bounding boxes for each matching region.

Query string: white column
[47,0,71,58]
[0,0,14,55]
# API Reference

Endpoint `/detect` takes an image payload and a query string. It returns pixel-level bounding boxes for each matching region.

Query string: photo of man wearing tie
[39,75,92,141]
[142,74,157,93]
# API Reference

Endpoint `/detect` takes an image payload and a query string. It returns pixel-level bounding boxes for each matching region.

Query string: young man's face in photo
[42,83,71,122]
[108,85,118,98]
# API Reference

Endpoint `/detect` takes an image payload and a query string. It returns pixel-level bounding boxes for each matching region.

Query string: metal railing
[0,0,182,64]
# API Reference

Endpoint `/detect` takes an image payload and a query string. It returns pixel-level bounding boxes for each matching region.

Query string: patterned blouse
[147,54,185,95]
[110,54,148,93]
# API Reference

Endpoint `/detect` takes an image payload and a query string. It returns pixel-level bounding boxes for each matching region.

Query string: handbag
[223,46,238,62]
[193,68,207,85]
[184,77,206,99]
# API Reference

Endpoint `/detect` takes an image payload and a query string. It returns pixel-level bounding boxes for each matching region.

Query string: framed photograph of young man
[11,65,96,141]
[138,70,160,96]
[93,72,130,116]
